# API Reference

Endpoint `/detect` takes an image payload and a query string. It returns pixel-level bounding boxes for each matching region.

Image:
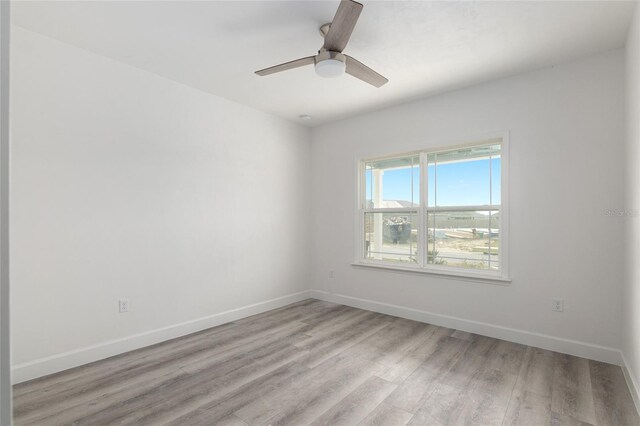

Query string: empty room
[1,0,640,424]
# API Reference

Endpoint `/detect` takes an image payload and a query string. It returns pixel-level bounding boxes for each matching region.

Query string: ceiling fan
[255,0,388,88]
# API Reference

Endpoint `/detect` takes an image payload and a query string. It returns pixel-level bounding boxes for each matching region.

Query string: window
[357,137,508,280]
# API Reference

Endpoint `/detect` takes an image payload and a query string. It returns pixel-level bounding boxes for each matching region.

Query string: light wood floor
[13,299,639,425]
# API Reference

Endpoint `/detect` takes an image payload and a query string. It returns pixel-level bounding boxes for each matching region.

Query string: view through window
[360,139,505,277]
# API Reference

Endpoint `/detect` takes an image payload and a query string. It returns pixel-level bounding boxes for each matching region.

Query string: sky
[366,157,501,207]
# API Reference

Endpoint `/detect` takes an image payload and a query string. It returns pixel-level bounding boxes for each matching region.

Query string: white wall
[311,49,626,363]
[623,3,640,408]
[10,27,311,382]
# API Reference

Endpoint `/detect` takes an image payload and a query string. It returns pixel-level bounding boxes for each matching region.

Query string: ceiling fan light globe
[315,58,346,78]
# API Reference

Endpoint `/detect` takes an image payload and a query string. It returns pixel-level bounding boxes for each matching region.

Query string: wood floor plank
[503,389,552,425]
[12,299,639,426]
[406,381,466,426]
[485,340,527,376]
[300,303,365,328]
[451,367,518,425]
[551,353,597,424]
[273,359,387,425]
[343,317,434,367]
[235,353,386,425]
[589,360,640,426]
[439,346,487,389]
[408,342,514,425]
[310,376,397,426]
[376,325,447,384]
[464,333,501,357]
[551,411,595,426]
[165,361,312,425]
[294,311,391,368]
[232,299,331,326]
[383,336,470,413]
[513,346,556,398]
[296,307,373,339]
[359,402,414,426]
[451,329,475,341]
[214,414,249,426]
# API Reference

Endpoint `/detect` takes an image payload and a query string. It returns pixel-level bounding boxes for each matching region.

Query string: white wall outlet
[118,298,130,313]
[552,298,564,312]
[329,270,335,278]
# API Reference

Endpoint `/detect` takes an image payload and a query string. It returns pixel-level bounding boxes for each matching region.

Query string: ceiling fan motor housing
[315,51,346,78]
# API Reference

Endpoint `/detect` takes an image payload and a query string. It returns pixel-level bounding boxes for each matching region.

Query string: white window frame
[354,134,510,283]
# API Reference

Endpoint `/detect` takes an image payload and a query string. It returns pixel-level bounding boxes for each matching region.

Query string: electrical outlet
[552,298,564,312]
[119,298,130,313]
[329,270,335,278]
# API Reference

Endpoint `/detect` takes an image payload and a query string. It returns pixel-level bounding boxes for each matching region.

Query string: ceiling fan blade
[345,55,388,88]
[323,0,363,53]
[255,56,315,76]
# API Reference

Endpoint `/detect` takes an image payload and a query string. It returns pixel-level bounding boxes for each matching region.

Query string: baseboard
[622,352,640,416]
[309,290,623,366]
[12,290,314,384]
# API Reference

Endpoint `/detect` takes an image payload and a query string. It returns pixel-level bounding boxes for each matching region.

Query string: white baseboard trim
[622,352,640,416]
[12,290,314,384]
[309,290,623,366]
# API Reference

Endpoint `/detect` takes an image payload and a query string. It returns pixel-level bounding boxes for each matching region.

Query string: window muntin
[359,140,506,279]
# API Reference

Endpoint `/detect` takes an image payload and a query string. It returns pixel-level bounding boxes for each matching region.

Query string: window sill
[350,261,512,285]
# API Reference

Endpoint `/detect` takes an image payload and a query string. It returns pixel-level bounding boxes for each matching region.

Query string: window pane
[427,210,498,270]
[365,155,419,208]
[434,156,489,207]
[365,212,418,264]
[429,144,500,208]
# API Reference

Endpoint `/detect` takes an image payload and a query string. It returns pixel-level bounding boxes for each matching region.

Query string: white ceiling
[12,0,637,126]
